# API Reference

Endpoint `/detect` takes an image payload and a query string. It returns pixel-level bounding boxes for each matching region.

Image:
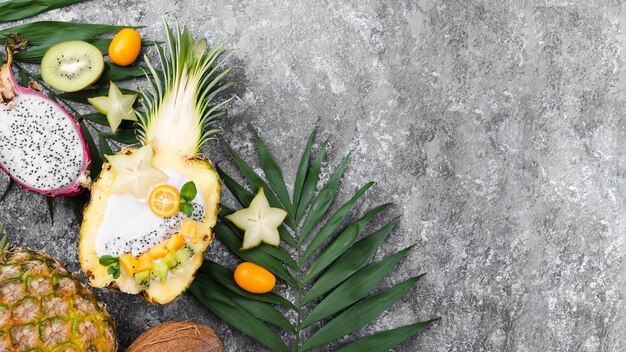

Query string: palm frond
[0,180,14,203]
[190,129,437,351]
[0,0,86,23]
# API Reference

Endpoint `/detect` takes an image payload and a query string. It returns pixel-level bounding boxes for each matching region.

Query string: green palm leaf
[335,319,440,352]
[13,38,110,63]
[190,129,437,351]
[302,217,401,305]
[0,0,86,23]
[302,202,391,284]
[300,276,424,352]
[292,129,316,213]
[0,180,14,202]
[189,276,289,352]
[300,181,373,263]
[300,246,415,328]
[253,129,293,216]
[0,21,131,47]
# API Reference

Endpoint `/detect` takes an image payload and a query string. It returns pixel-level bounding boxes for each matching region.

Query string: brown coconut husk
[127,321,224,352]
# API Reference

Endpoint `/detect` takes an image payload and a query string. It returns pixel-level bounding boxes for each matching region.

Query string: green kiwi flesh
[171,245,194,274]
[135,270,151,289]
[41,40,104,92]
[151,261,169,281]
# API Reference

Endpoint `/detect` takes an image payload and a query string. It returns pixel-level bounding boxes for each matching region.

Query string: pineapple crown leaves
[137,20,235,154]
[190,129,438,352]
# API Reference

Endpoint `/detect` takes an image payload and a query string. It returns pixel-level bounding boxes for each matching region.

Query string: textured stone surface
[2,0,626,350]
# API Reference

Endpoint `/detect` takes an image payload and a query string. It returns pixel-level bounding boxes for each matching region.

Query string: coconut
[127,322,224,352]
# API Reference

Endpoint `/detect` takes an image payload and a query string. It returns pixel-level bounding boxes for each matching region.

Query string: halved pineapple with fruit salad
[79,23,232,304]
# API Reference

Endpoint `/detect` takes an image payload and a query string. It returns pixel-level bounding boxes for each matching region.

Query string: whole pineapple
[0,225,117,351]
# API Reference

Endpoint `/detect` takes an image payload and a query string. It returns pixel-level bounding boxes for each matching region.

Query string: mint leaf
[99,255,118,266]
[107,263,120,279]
[180,181,197,203]
[100,255,120,279]
[179,203,193,217]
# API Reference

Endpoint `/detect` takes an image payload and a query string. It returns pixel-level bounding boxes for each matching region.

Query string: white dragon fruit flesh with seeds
[95,168,205,258]
[0,51,90,196]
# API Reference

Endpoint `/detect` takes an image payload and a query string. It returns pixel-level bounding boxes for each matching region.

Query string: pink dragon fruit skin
[0,60,91,197]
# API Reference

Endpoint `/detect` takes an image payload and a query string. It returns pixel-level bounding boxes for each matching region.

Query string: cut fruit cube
[151,261,169,281]
[135,254,154,272]
[179,219,197,239]
[135,270,150,290]
[119,253,137,275]
[174,246,193,263]
[165,234,185,252]
[162,253,177,268]
[171,245,195,274]
[148,242,169,259]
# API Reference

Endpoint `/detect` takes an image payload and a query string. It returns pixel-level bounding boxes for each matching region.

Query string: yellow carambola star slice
[106,144,167,199]
[226,188,288,250]
[88,81,138,133]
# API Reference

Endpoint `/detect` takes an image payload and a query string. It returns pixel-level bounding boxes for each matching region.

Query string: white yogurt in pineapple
[95,168,205,257]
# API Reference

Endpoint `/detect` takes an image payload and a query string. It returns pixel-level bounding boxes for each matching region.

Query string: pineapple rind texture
[0,249,117,351]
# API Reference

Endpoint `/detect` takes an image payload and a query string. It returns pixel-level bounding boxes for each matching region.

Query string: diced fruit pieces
[162,253,177,268]
[165,234,185,252]
[174,246,193,264]
[119,253,137,275]
[151,261,169,281]
[171,246,194,274]
[180,219,197,239]
[148,242,168,259]
[136,254,154,272]
[135,270,150,290]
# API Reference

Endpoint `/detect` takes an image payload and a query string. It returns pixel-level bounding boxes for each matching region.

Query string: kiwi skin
[41,40,105,92]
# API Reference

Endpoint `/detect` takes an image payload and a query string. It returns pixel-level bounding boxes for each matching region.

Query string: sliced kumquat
[148,184,181,217]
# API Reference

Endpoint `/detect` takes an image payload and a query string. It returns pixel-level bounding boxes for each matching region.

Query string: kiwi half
[41,40,104,92]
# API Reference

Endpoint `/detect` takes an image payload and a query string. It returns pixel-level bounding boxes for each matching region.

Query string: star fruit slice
[88,81,138,133]
[225,188,288,250]
[106,143,167,199]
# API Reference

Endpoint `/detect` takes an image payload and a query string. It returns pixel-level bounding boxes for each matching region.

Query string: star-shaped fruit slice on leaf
[226,188,288,250]
[106,144,167,199]
[88,81,138,133]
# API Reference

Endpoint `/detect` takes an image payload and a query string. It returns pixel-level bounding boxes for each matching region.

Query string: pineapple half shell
[0,226,117,351]
[79,22,232,304]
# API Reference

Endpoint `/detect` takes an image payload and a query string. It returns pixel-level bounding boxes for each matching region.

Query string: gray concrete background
[1,0,625,350]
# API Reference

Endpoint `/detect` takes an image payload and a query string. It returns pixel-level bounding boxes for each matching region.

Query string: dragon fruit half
[0,34,90,196]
